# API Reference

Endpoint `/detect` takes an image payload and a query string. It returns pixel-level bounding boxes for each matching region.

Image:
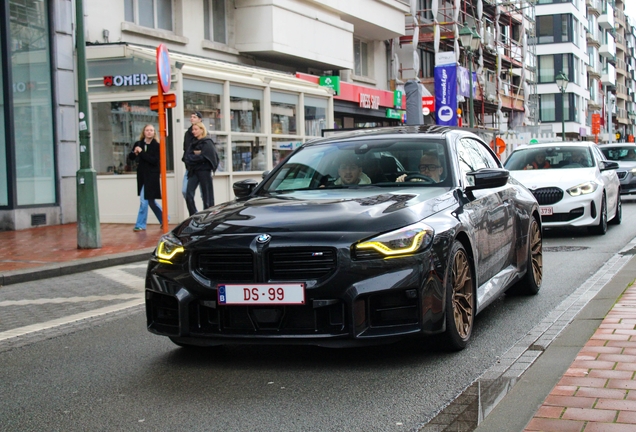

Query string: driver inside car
[396,152,444,183]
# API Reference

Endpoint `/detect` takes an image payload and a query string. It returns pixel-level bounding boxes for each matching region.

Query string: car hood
[174,187,457,243]
[614,160,636,170]
[508,168,598,189]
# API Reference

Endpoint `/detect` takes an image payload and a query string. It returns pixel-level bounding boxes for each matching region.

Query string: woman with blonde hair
[129,124,163,231]
[184,121,219,215]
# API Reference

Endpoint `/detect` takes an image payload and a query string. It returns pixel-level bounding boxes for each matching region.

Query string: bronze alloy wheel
[530,220,543,287]
[452,249,474,339]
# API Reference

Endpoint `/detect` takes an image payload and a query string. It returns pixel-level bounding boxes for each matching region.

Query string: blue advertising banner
[434,64,457,126]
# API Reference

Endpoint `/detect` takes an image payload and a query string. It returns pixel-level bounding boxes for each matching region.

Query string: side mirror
[466,168,509,191]
[262,170,270,180]
[600,160,619,171]
[233,179,259,198]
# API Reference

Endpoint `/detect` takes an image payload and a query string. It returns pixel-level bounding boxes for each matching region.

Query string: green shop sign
[386,108,404,120]
[319,76,340,95]
[393,90,403,108]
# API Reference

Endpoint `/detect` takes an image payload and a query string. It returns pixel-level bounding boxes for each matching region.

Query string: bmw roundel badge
[256,234,271,244]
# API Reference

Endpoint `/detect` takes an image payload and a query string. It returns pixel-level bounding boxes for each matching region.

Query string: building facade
[0,0,410,230]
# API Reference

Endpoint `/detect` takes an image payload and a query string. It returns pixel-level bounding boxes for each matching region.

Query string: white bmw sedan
[504,142,621,235]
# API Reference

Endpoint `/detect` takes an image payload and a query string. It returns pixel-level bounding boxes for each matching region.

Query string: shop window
[271,92,298,135]
[304,96,328,137]
[183,80,223,132]
[124,0,173,31]
[91,100,173,175]
[204,0,226,44]
[354,39,368,77]
[10,0,55,206]
[230,86,262,133]
[210,134,227,172]
[232,136,264,171]
[273,138,302,167]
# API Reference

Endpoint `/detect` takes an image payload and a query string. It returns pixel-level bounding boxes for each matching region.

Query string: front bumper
[145,245,448,347]
[538,191,602,228]
[617,170,636,194]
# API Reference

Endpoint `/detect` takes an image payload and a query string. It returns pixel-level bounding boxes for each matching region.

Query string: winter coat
[128,139,162,199]
[182,126,196,164]
[185,137,219,173]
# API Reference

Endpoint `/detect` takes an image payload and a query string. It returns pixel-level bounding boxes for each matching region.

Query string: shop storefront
[86,44,333,224]
[296,73,405,130]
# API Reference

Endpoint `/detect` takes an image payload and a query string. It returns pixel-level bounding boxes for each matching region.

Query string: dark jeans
[185,169,214,216]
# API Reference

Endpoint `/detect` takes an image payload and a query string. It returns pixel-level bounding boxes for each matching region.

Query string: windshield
[259,138,450,193]
[504,146,595,171]
[600,146,636,162]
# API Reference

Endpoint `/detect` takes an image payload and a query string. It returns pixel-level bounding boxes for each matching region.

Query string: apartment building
[395,0,534,133]
[0,0,410,229]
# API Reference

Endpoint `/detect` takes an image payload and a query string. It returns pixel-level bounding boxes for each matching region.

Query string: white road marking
[0,299,143,342]
[92,267,145,290]
[0,293,142,307]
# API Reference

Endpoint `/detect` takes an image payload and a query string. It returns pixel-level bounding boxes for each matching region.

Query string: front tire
[589,194,608,235]
[443,241,475,351]
[508,217,542,296]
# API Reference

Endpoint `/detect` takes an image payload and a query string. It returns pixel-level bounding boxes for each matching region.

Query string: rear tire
[609,194,622,225]
[508,217,542,296]
[589,194,608,235]
[442,241,475,351]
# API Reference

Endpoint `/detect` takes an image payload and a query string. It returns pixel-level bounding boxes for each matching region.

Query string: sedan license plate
[218,283,305,305]
[540,207,553,216]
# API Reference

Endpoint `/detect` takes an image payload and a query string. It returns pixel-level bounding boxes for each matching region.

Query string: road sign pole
[157,83,169,234]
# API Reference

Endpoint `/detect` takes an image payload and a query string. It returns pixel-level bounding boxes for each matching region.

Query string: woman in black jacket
[129,124,164,231]
[184,122,219,216]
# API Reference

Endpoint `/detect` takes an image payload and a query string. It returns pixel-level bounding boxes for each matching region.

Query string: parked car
[504,142,621,234]
[145,126,542,351]
[598,143,636,195]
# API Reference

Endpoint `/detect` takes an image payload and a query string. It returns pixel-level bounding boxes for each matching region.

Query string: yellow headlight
[156,234,184,263]
[356,223,434,257]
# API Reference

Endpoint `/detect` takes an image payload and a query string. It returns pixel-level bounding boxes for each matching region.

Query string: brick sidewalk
[0,223,168,273]
[525,284,636,432]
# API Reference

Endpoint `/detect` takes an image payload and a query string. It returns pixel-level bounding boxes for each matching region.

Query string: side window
[457,138,489,184]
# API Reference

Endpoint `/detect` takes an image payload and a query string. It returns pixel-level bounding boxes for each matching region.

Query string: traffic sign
[156,44,171,94]
[150,93,177,111]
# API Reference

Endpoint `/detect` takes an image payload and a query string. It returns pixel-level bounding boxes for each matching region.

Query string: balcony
[600,34,617,59]
[587,62,602,78]
[586,29,601,47]
[599,4,615,30]
[615,9,625,25]
[234,0,409,70]
[586,0,601,15]
[602,63,616,86]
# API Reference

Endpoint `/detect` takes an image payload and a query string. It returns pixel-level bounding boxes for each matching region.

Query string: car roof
[514,142,596,150]
[597,143,636,148]
[303,125,471,147]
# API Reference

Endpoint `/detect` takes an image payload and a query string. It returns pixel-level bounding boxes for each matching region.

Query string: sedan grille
[196,251,255,282]
[268,248,337,280]
[531,187,564,205]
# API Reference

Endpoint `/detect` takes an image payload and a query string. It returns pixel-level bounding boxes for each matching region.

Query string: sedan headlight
[567,182,598,197]
[630,168,636,174]
[156,232,185,263]
[356,222,434,257]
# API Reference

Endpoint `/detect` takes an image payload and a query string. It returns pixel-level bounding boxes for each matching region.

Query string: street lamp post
[459,24,481,128]
[556,71,569,142]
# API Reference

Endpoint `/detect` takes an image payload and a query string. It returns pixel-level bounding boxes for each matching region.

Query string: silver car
[598,144,636,195]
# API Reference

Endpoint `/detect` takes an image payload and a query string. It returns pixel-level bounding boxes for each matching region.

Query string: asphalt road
[2,199,636,432]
